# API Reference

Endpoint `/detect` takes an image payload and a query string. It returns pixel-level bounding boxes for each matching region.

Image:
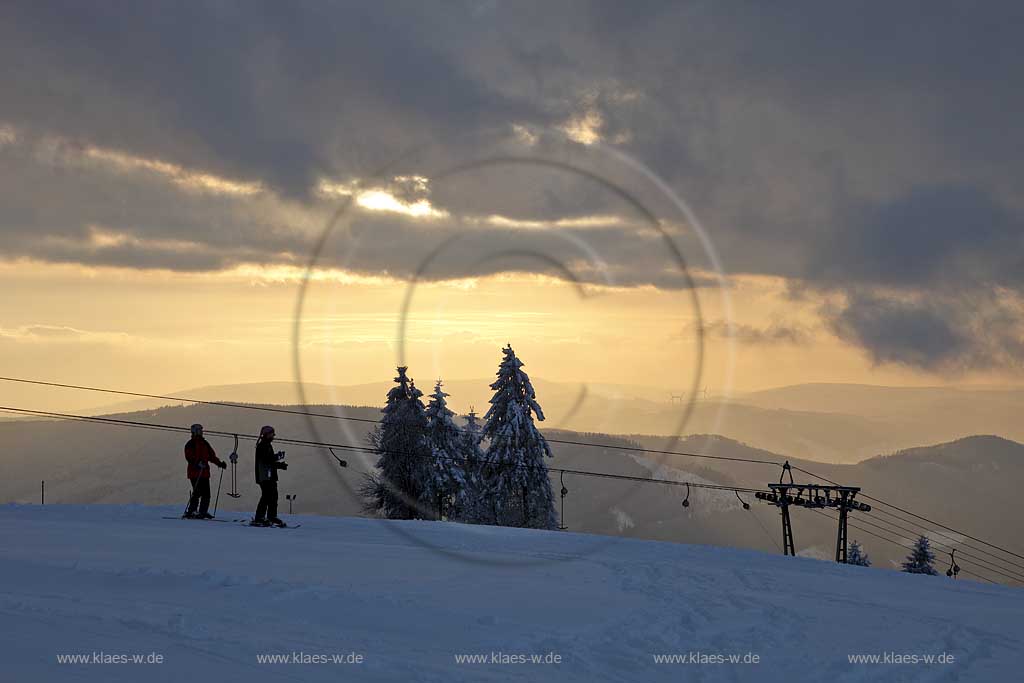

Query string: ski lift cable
[749,508,782,553]
[0,405,766,494]
[861,504,1024,572]
[793,462,1024,564]
[802,509,995,585]
[811,509,997,585]
[6,401,1017,584]
[792,463,1024,564]
[724,481,780,552]
[809,508,1003,585]
[0,376,785,467]
[0,376,383,424]
[794,488,1024,578]
[807,504,1024,583]
[3,388,1021,579]
[831,517,1000,586]
[5,374,1022,567]
[834,513,1024,584]
[676,478,779,552]
[809,505,1024,584]
[798,490,1024,576]
[0,405,773,498]
[844,506,1024,581]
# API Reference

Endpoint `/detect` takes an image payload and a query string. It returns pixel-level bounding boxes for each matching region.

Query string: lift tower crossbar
[755,481,871,562]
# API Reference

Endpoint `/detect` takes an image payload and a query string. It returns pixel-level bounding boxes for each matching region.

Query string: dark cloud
[809,185,1024,370]
[0,138,313,272]
[1,1,1023,370]
[0,1,541,198]
[807,185,1023,291]
[829,295,972,370]
[827,292,1024,371]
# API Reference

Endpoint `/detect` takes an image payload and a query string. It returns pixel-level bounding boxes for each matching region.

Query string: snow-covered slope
[2,505,1021,682]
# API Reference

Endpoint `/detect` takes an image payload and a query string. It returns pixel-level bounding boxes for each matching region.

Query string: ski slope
[1,504,1021,682]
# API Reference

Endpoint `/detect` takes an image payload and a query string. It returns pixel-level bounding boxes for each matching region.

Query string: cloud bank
[1,1,1022,370]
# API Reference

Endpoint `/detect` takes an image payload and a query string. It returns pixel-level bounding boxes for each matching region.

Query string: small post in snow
[41,480,45,505]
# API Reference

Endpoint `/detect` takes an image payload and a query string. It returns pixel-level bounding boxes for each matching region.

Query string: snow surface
[1,504,1022,682]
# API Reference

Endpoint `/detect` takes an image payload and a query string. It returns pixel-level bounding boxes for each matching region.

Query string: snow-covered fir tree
[456,406,487,523]
[479,345,558,529]
[360,367,432,519]
[902,535,938,575]
[422,380,467,520]
[847,540,871,567]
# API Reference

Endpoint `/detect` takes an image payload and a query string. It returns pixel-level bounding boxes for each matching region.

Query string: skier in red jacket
[184,423,226,519]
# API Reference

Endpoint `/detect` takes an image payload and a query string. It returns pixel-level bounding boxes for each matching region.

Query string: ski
[162,516,241,523]
[243,520,302,528]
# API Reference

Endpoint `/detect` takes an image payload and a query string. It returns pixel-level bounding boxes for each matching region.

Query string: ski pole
[213,464,224,517]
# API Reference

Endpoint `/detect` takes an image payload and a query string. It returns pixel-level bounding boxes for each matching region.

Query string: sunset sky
[2,2,1022,411]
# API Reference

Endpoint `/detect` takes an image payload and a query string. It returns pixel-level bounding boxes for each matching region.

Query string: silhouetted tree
[360,367,432,519]
[479,345,557,529]
[456,407,488,523]
[422,380,467,520]
[847,540,871,567]
[902,535,938,575]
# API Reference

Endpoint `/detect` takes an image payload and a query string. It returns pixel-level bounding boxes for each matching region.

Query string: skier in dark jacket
[184,424,226,519]
[253,425,288,527]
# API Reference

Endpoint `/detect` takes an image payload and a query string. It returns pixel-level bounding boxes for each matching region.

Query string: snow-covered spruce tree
[360,367,432,520]
[847,540,871,567]
[479,345,557,529]
[422,380,467,520]
[902,535,938,575]
[456,407,488,523]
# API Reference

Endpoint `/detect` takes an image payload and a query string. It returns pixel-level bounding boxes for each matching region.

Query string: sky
[1,1,1023,411]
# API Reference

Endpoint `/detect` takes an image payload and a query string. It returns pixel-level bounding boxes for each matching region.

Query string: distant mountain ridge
[65,379,1024,465]
[863,434,1023,466]
[1,399,1021,579]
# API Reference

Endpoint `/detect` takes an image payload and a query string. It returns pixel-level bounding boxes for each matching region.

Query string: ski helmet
[260,425,275,438]
[190,423,203,436]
